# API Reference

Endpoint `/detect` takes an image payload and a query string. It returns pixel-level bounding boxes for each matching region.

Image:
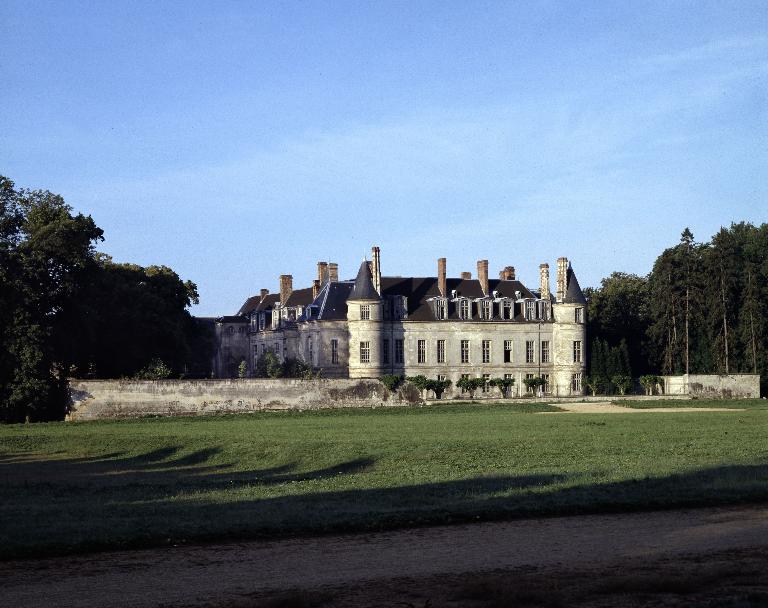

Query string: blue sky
[2,1,766,315]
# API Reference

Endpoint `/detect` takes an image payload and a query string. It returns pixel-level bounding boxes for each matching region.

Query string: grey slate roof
[348,261,379,301]
[564,265,587,304]
[236,295,261,316]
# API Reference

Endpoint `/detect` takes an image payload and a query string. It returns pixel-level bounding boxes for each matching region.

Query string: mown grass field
[1,399,767,559]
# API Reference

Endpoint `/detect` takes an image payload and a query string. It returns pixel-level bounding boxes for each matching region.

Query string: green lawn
[1,400,768,559]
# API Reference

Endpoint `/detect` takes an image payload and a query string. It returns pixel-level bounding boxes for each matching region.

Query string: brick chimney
[539,263,550,301]
[259,288,269,301]
[477,259,489,296]
[371,246,381,295]
[329,263,338,283]
[460,271,472,280]
[438,257,447,297]
[317,262,329,285]
[312,279,321,300]
[556,257,568,302]
[279,274,293,305]
[498,266,515,281]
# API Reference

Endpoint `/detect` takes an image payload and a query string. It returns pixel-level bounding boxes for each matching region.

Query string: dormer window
[459,299,471,320]
[501,299,513,320]
[435,298,447,320]
[480,299,492,320]
[525,300,536,320]
[259,313,265,331]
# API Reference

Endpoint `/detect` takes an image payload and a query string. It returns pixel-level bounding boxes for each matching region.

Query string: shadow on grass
[2,448,768,559]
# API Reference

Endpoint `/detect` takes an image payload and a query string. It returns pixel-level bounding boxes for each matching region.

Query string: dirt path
[541,401,743,413]
[2,506,768,607]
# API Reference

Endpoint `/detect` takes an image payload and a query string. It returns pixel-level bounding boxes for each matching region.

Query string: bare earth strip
[540,402,744,413]
[2,506,768,607]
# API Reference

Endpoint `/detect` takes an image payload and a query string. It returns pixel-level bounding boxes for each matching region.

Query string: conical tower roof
[349,260,379,300]
[564,264,587,304]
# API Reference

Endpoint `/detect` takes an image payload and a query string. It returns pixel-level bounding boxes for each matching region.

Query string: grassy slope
[1,400,768,559]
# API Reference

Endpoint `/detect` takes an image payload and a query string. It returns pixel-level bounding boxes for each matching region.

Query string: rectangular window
[572,372,583,393]
[259,314,265,330]
[331,339,339,364]
[541,340,550,363]
[541,373,551,394]
[274,342,280,356]
[436,299,447,320]
[525,300,536,319]
[437,339,445,364]
[360,304,370,320]
[417,339,426,364]
[307,337,313,364]
[382,339,389,365]
[460,373,470,393]
[526,340,535,363]
[482,373,490,392]
[575,307,584,323]
[395,339,404,364]
[482,339,491,363]
[504,340,513,363]
[525,373,535,394]
[460,339,470,364]
[360,341,370,364]
[437,374,446,382]
[573,340,582,363]
[460,299,470,320]
[481,300,492,320]
[502,300,512,320]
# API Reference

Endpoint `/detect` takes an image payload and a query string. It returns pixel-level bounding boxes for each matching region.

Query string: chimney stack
[312,279,321,300]
[259,288,269,301]
[328,263,338,283]
[279,274,293,305]
[498,266,515,281]
[317,262,329,285]
[438,257,447,297]
[556,257,568,302]
[460,271,472,280]
[371,246,381,295]
[477,259,489,296]
[539,263,550,301]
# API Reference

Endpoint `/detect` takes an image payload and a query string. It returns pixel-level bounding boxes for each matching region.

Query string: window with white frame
[436,339,445,364]
[481,299,492,320]
[504,340,513,363]
[502,300,513,320]
[360,341,370,364]
[573,340,582,363]
[360,304,370,320]
[525,340,535,363]
[571,372,583,393]
[541,340,550,363]
[525,373,535,394]
[435,299,447,320]
[482,339,491,363]
[460,339,470,364]
[482,373,490,392]
[417,339,426,364]
[459,299,470,320]
[541,373,551,394]
[525,300,536,319]
[575,307,584,323]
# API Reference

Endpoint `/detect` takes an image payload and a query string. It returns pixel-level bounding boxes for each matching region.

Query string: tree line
[586,223,768,395]
[0,176,212,422]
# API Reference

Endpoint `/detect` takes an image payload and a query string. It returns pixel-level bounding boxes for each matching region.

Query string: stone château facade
[213,247,587,397]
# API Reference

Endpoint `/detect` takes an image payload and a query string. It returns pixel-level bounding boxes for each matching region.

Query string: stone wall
[67,379,421,421]
[663,374,760,398]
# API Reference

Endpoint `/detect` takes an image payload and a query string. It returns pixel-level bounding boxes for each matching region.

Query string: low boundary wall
[67,379,421,421]
[663,374,760,399]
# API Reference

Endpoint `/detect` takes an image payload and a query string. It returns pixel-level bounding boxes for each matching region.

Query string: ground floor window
[482,373,490,392]
[525,373,535,394]
[331,339,339,364]
[460,373,470,393]
[395,339,404,364]
[571,372,582,393]
[541,373,550,394]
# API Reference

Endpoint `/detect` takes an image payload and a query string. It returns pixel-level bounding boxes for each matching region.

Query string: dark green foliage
[424,378,452,399]
[489,376,515,398]
[134,359,173,380]
[254,351,314,379]
[456,376,485,398]
[379,374,403,392]
[0,176,205,421]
